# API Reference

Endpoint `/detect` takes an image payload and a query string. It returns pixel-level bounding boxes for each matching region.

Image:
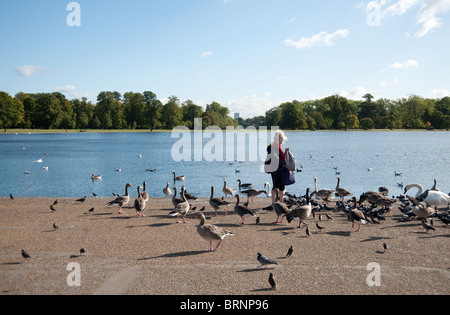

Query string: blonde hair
[273,130,287,145]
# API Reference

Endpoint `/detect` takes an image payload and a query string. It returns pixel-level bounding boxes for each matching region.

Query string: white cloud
[201,51,213,58]
[363,0,450,37]
[415,0,450,37]
[431,88,450,98]
[389,59,419,69]
[366,0,423,26]
[339,87,371,100]
[15,65,46,77]
[284,29,349,50]
[54,85,77,93]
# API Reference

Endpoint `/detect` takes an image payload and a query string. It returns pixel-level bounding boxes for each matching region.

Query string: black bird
[92,193,98,197]
[256,217,261,225]
[53,199,59,205]
[76,196,87,203]
[9,194,14,200]
[21,250,31,259]
[88,207,95,213]
[325,213,333,221]
[316,223,325,231]
[53,223,59,230]
[422,219,435,233]
[286,245,293,258]
[79,248,86,255]
[199,206,206,212]
[383,243,388,252]
[50,205,56,212]
[269,273,277,290]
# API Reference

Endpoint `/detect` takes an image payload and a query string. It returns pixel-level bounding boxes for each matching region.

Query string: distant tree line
[1,91,449,131]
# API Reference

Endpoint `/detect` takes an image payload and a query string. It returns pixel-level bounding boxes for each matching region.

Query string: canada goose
[335,177,353,202]
[272,188,289,224]
[134,186,147,217]
[163,183,172,198]
[223,178,236,199]
[431,179,442,192]
[237,179,252,189]
[107,183,133,215]
[209,186,231,216]
[404,183,450,208]
[173,172,185,181]
[286,188,312,228]
[196,213,234,252]
[141,181,149,202]
[310,178,334,204]
[234,195,256,225]
[169,186,190,224]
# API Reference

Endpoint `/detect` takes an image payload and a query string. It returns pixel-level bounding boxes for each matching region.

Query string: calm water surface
[0,131,449,198]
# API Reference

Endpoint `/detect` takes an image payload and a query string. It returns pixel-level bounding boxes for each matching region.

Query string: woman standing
[265,130,288,204]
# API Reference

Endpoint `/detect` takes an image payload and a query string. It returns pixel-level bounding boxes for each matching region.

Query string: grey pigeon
[53,223,59,230]
[422,219,435,233]
[257,252,278,268]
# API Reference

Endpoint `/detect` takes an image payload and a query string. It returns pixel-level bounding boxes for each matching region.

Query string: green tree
[0,92,24,128]
[360,117,374,130]
[182,100,204,129]
[143,91,163,130]
[161,96,182,129]
[279,101,308,130]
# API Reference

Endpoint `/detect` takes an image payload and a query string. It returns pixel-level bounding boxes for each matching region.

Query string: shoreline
[1,128,449,135]
[0,197,448,295]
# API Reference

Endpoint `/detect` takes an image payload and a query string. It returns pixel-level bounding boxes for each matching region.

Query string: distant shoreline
[1,128,449,135]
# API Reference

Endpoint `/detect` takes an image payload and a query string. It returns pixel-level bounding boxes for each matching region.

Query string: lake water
[1,131,449,199]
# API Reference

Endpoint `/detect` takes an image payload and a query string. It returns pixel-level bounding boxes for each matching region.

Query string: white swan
[404,183,450,208]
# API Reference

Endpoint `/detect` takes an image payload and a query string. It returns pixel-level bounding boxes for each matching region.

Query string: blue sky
[1,0,449,118]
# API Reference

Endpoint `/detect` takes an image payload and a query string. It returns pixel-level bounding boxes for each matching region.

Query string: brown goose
[134,186,147,217]
[107,183,133,215]
[223,178,236,199]
[209,186,231,216]
[335,177,353,202]
[169,186,190,224]
[286,188,312,228]
[171,187,184,208]
[234,194,256,225]
[272,188,289,224]
[241,188,267,203]
[141,181,149,202]
[163,183,172,198]
[310,178,334,204]
[196,213,234,252]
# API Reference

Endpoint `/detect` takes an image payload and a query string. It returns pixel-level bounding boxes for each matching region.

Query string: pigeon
[286,245,293,258]
[422,219,435,233]
[76,196,87,203]
[257,252,278,268]
[53,223,59,230]
[316,223,325,231]
[21,250,31,259]
[256,217,261,225]
[269,273,277,290]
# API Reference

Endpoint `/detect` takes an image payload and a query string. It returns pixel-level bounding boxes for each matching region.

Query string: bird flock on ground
[10,153,450,291]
